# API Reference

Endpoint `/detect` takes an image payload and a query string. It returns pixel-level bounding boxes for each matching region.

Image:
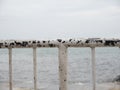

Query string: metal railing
[0,38,120,90]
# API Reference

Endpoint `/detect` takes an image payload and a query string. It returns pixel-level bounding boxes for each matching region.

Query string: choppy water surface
[0,47,120,89]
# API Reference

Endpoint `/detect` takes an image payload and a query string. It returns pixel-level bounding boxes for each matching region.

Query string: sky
[0,0,120,40]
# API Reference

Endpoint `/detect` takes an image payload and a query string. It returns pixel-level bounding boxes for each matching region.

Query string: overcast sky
[0,0,120,40]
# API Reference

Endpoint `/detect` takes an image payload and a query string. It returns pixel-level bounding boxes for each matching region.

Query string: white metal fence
[0,38,120,90]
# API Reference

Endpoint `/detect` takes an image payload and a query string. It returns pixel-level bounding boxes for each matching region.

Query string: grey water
[0,47,120,89]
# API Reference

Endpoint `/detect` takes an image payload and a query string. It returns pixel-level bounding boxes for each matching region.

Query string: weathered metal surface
[0,38,120,48]
[33,47,37,90]
[1,38,120,90]
[9,48,13,90]
[91,47,96,90]
[59,44,68,90]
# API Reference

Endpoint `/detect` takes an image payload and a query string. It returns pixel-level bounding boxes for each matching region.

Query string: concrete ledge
[0,82,119,90]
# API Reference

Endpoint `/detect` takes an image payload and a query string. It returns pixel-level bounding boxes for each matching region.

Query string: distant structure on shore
[113,75,120,84]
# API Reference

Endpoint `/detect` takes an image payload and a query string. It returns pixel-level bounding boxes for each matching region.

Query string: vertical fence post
[58,44,68,90]
[33,47,37,90]
[91,47,96,90]
[9,47,13,90]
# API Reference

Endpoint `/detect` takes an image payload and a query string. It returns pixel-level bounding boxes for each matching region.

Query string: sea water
[0,47,120,89]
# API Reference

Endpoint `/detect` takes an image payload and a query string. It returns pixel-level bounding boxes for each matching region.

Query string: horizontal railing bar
[0,38,120,48]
